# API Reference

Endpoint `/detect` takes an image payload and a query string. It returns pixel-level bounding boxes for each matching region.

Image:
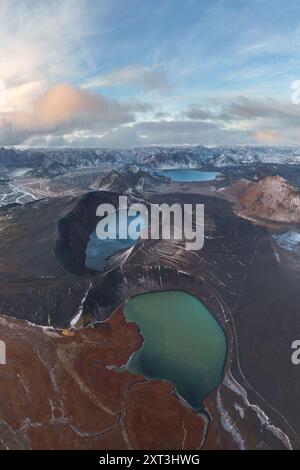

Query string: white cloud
[83,65,170,92]
[0,0,112,115]
[0,1,93,84]
[0,83,150,145]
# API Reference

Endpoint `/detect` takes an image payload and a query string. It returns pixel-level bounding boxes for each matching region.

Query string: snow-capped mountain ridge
[1,145,300,177]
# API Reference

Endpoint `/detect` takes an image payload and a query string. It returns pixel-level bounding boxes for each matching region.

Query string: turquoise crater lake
[85,208,145,272]
[124,291,227,409]
[157,169,220,182]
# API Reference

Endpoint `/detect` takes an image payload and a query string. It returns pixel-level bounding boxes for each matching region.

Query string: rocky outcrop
[225,176,300,223]
[98,165,168,192]
[214,154,237,167]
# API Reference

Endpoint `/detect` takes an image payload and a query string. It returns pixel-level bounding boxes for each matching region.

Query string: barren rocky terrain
[0,147,300,449]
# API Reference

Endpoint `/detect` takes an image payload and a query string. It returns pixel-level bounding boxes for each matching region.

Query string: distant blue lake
[157,169,220,182]
[85,209,145,272]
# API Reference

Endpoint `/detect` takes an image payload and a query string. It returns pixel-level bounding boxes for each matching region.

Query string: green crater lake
[124,291,227,410]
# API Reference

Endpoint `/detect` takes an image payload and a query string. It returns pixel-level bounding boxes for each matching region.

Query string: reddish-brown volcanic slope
[224,176,300,223]
[0,308,207,450]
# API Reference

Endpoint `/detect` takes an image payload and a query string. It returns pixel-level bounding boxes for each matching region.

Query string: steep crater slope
[54,191,130,275]
[54,190,261,324]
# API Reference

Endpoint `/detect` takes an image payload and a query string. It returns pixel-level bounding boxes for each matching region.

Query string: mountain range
[1,145,300,178]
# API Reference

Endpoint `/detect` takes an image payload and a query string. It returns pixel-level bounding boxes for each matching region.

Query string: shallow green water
[124,291,227,409]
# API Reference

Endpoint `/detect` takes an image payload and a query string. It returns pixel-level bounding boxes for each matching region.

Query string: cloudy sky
[1,0,300,147]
